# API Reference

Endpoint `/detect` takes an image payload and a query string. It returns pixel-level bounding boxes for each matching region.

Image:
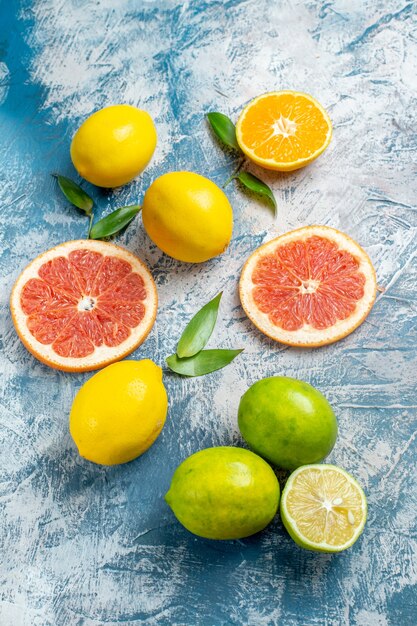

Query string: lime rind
[237,376,338,471]
[164,446,281,540]
[280,464,367,553]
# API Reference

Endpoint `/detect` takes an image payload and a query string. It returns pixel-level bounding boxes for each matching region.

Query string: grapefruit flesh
[11,240,157,371]
[239,226,376,347]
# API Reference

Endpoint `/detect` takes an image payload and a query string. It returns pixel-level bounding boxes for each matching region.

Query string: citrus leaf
[237,171,277,213]
[166,349,243,377]
[53,174,94,216]
[89,205,141,240]
[177,292,222,358]
[207,112,241,152]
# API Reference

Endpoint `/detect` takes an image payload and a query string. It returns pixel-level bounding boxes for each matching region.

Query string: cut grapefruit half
[10,240,157,372]
[235,91,332,171]
[239,226,376,347]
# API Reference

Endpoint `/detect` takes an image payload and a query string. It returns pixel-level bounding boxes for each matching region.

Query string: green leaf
[89,205,141,240]
[53,174,94,216]
[166,349,243,377]
[237,171,277,213]
[207,112,241,152]
[177,292,222,358]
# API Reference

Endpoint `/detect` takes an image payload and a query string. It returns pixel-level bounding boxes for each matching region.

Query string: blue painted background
[1,1,416,625]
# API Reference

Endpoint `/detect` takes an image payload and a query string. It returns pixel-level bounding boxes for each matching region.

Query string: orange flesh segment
[239,94,330,162]
[252,236,366,331]
[20,250,147,359]
[286,468,365,547]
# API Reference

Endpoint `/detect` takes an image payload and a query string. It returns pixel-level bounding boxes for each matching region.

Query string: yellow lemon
[142,171,233,263]
[70,104,157,188]
[69,360,168,465]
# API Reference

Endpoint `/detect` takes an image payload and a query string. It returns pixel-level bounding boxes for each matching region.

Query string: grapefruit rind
[280,464,367,553]
[235,91,332,172]
[10,240,157,372]
[239,225,377,347]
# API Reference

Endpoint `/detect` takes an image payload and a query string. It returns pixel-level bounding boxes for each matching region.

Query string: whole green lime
[165,446,280,539]
[238,377,337,470]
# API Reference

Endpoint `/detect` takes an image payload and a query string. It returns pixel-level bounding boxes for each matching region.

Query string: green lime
[238,376,337,470]
[165,446,280,540]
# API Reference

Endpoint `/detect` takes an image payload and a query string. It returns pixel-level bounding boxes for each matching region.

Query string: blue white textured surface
[1,1,416,625]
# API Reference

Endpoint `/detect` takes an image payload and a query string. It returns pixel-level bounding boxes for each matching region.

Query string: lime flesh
[165,446,280,540]
[280,464,367,552]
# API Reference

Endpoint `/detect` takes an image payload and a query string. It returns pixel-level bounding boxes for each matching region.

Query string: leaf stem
[223,158,245,188]
[87,212,94,239]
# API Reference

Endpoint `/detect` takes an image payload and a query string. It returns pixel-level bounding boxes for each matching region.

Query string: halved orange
[10,240,157,372]
[239,226,377,347]
[235,91,332,171]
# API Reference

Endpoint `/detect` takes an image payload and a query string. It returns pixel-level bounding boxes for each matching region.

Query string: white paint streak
[0,62,10,105]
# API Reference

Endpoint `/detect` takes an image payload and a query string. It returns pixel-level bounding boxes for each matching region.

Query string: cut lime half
[280,464,367,552]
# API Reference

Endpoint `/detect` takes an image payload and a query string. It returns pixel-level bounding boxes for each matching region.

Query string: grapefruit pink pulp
[10,240,157,371]
[239,226,377,347]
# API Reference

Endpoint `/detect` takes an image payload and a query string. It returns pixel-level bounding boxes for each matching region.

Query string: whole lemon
[142,171,233,263]
[165,446,280,539]
[70,360,168,465]
[70,104,157,187]
[238,376,338,470]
